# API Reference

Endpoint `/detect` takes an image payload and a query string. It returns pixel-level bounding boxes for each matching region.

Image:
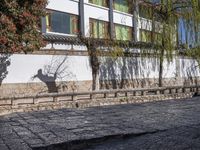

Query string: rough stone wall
[0,77,199,98]
[0,81,92,98]
[0,91,195,116]
[100,77,200,89]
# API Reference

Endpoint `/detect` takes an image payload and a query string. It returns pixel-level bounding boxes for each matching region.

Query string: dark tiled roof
[43,33,82,45]
[43,33,160,49]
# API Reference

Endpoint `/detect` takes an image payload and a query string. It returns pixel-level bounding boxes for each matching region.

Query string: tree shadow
[32,56,76,93]
[33,69,58,93]
[0,54,10,86]
[100,58,118,89]
[181,59,200,86]
[100,55,159,89]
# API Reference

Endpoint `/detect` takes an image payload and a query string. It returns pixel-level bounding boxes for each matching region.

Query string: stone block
[156,90,160,95]
[12,98,34,105]
[90,94,96,99]
[134,91,141,96]
[72,95,78,101]
[0,99,12,106]
[141,91,147,96]
[190,88,194,92]
[115,92,119,98]
[132,91,136,96]
[176,88,182,93]
[169,89,176,94]
[104,93,108,98]
[125,92,132,97]
[56,96,71,102]
[34,97,54,104]
[0,109,12,116]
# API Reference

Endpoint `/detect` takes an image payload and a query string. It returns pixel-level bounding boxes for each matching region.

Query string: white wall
[2,54,92,84]
[99,57,177,80]
[47,0,79,15]
[180,58,200,77]
[113,11,133,27]
[1,54,199,84]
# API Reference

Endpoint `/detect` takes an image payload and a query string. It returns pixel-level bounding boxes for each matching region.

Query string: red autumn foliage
[0,0,48,53]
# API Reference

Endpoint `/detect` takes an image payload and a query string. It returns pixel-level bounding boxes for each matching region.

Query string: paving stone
[24,138,44,147]
[1,97,200,149]
[28,124,48,133]
[7,142,31,150]
[4,138,31,150]
[0,126,14,136]
[38,132,57,141]
[1,132,19,140]
[0,144,10,150]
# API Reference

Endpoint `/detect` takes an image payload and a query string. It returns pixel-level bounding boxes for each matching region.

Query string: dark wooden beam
[79,0,85,36]
[109,0,114,39]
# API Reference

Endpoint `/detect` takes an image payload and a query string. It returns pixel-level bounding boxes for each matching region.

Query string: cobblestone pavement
[0,97,200,150]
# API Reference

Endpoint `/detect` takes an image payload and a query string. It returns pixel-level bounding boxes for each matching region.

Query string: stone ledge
[12,98,34,105]
[34,97,54,104]
[0,92,195,116]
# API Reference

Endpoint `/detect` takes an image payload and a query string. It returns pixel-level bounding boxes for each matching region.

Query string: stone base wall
[100,77,200,89]
[0,92,195,116]
[0,77,199,98]
[0,80,92,98]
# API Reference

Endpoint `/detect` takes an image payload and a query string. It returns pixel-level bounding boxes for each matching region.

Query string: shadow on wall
[32,56,76,93]
[181,59,200,85]
[100,56,159,89]
[0,55,10,86]
[33,69,58,93]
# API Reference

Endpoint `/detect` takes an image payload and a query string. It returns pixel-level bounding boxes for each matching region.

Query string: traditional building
[42,0,174,43]
[0,0,199,98]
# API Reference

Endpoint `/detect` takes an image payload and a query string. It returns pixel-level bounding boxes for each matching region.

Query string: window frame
[114,23,133,41]
[139,29,162,44]
[88,0,109,8]
[89,18,109,39]
[139,4,153,19]
[46,9,79,35]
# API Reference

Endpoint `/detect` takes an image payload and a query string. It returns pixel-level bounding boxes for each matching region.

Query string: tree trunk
[195,26,199,46]
[92,69,99,90]
[158,49,164,87]
[120,57,127,89]
[90,47,100,91]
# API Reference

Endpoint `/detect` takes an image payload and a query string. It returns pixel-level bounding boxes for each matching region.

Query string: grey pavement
[0,97,200,150]
[85,124,200,150]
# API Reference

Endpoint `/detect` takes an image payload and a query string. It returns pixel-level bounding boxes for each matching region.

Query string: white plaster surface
[1,54,199,84]
[2,54,92,83]
[99,57,177,80]
[113,11,133,27]
[180,58,200,77]
[47,0,79,15]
